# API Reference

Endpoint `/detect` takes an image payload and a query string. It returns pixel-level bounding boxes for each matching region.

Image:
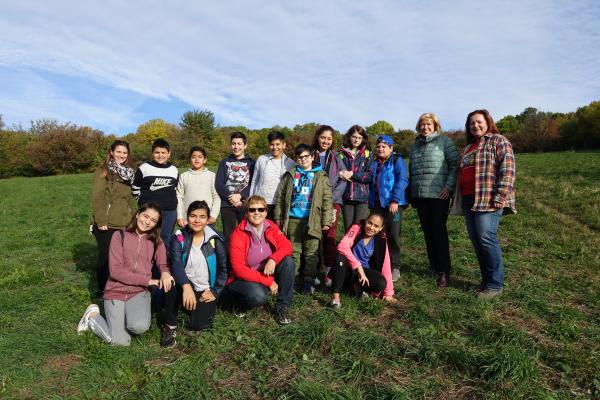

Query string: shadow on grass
[71,241,100,299]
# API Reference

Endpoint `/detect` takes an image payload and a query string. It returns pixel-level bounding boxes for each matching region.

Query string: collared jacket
[369,153,409,208]
[409,133,458,199]
[104,230,169,301]
[274,165,333,239]
[337,224,394,297]
[169,225,228,296]
[338,147,372,203]
[228,219,293,288]
[92,167,135,228]
[458,133,516,214]
[313,149,347,205]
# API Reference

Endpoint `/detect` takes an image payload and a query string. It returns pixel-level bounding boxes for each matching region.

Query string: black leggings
[163,284,217,331]
[92,226,118,293]
[331,255,387,294]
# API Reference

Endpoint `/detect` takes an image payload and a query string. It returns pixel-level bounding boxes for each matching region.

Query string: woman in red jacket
[77,202,174,346]
[226,195,295,325]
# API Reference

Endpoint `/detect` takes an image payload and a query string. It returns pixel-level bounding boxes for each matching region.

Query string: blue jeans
[226,256,295,309]
[462,196,504,290]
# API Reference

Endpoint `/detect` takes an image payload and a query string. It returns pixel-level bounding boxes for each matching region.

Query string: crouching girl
[160,200,228,348]
[330,212,396,308]
[78,202,174,345]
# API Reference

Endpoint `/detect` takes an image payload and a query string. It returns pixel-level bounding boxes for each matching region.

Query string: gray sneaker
[477,288,503,299]
[391,268,400,282]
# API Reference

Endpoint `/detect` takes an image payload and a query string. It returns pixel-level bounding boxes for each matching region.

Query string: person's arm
[168,234,190,287]
[331,157,347,204]
[131,168,143,203]
[214,160,229,201]
[381,243,394,297]
[337,225,362,270]
[351,156,373,184]
[212,238,229,297]
[273,174,289,223]
[176,173,186,223]
[249,156,263,197]
[209,173,221,220]
[320,175,334,228]
[268,225,293,264]
[391,155,409,204]
[444,138,459,196]
[154,241,173,292]
[108,232,148,287]
[492,136,516,208]
[229,230,274,287]
[92,169,108,227]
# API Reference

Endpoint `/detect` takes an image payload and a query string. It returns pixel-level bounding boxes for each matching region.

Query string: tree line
[0,100,598,179]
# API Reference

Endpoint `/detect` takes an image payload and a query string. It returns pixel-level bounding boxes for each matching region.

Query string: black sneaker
[275,305,291,325]
[160,325,177,348]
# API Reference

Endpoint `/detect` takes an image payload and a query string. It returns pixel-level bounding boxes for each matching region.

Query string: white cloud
[0,0,598,132]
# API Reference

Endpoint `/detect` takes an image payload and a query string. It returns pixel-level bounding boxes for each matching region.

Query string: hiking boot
[233,306,246,318]
[160,325,177,348]
[275,305,291,325]
[391,268,400,282]
[77,304,99,334]
[477,288,503,300]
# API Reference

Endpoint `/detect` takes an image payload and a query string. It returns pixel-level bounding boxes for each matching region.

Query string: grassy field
[0,151,599,399]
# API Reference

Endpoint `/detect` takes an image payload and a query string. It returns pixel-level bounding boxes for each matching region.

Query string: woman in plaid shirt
[457,109,515,299]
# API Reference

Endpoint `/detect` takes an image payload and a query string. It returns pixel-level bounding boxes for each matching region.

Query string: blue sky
[1,1,598,135]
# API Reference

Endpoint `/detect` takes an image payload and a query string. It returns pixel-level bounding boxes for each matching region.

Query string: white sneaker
[392,269,400,282]
[77,304,99,334]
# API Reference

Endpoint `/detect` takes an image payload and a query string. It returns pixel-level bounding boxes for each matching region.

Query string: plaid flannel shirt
[462,133,516,213]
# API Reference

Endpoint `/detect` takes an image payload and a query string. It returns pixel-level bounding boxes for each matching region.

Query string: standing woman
[91,140,136,296]
[78,203,174,345]
[311,125,347,278]
[409,113,458,288]
[338,125,373,231]
[457,109,515,299]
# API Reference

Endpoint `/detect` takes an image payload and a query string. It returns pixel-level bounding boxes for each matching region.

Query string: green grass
[1,151,599,399]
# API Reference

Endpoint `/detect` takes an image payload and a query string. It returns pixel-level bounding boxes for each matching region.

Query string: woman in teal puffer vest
[408,113,458,288]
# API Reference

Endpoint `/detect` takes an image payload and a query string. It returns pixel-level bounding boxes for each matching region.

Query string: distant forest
[0,100,598,178]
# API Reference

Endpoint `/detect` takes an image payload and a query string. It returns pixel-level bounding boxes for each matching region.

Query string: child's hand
[177,218,187,227]
[148,279,159,287]
[200,289,216,303]
[322,225,330,231]
[98,225,109,231]
[357,267,370,287]
[389,202,399,215]
[182,284,197,310]
[269,281,279,296]
[228,193,242,205]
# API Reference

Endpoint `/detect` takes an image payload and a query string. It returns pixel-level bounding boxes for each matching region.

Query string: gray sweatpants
[89,291,151,346]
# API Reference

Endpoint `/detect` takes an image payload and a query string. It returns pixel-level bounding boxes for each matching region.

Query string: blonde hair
[415,113,442,133]
[244,195,268,212]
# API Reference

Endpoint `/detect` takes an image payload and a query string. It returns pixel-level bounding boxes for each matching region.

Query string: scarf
[108,158,135,185]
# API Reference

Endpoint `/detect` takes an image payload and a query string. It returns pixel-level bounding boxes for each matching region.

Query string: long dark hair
[125,202,163,248]
[311,124,335,151]
[361,211,386,238]
[341,124,370,151]
[465,109,499,143]
[101,140,133,177]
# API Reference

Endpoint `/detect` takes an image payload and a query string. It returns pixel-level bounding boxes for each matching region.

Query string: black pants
[163,284,217,331]
[331,255,387,294]
[92,226,118,293]
[226,256,295,309]
[220,207,245,243]
[414,198,451,276]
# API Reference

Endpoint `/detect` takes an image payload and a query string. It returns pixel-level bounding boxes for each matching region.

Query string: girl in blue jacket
[369,135,409,282]
[160,200,228,348]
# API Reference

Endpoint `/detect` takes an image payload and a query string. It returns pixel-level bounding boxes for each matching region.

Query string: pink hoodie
[104,230,168,301]
[337,224,394,297]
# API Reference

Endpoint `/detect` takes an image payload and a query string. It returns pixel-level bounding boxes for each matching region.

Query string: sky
[1,0,599,135]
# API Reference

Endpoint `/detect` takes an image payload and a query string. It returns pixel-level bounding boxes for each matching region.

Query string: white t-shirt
[185,243,210,292]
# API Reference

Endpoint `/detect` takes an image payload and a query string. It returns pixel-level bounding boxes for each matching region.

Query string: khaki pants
[287,218,320,283]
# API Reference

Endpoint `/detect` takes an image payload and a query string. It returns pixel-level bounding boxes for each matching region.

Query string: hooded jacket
[92,167,135,228]
[369,153,409,208]
[273,165,333,239]
[338,147,372,203]
[312,149,347,205]
[168,225,228,296]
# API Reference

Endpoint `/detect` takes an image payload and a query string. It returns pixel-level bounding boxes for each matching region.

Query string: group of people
[77,109,516,348]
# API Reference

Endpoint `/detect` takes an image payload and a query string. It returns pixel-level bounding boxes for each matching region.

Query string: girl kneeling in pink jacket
[330,212,397,308]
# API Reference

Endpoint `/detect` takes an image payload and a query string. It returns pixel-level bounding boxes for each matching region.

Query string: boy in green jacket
[274,144,333,294]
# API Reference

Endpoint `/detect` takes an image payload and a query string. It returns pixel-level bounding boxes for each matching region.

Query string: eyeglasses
[248,207,266,213]
[297,154,311,161]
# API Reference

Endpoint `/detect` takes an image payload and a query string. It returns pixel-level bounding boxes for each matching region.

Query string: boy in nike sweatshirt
[132,139,179,245]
